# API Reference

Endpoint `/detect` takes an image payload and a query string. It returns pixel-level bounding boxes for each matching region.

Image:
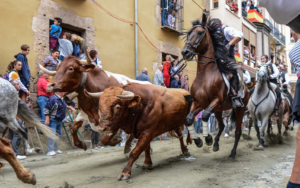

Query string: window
[213,0,219,9]
[162,53,178,62]
[160,0,184,32]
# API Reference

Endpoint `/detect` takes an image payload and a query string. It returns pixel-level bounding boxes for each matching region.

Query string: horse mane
[192,17,238,75]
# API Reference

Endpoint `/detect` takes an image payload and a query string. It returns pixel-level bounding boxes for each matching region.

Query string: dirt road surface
[1,125,298,188]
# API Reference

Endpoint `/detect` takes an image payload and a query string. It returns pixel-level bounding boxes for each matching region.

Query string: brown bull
[85,84,192,180]
[38,52,150,153]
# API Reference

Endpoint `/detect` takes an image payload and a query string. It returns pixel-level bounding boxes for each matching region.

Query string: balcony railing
[242,9,247,18]
[264,18,273,35]
[280,33,286,45]
[274,27,280,41]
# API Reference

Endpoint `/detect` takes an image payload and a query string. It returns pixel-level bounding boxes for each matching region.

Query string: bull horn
[117,91,135,100]
[78,39,92,65]
[84,89,103,99]
[65,92,78,102]
[36,63,56,76]
[79,59,91,65]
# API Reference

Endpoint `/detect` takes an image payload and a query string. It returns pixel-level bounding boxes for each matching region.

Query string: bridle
[185,24,217,64]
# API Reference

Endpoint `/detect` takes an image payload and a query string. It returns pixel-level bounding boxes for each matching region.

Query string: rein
[76,72,87,93]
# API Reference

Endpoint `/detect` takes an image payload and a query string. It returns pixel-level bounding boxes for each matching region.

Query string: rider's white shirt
[243,70,251,84]
[280,71,291,85]
[222,26,244,42]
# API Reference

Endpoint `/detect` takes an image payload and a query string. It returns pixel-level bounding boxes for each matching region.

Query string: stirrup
[231,96,244,109]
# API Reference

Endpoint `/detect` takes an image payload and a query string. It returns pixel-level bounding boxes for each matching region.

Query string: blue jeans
[209,116,215,132]
[37,96,49,124]
[58,55,64,61]
[287,181,300,188]
[194,118,202,134]
[47,118,62,152]
[161,9,167,26]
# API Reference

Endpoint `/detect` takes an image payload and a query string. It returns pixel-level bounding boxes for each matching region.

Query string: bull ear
[79,64,96,72]
[128,96,141,108]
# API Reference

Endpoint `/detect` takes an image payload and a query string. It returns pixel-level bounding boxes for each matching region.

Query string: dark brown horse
[181,13,250,159]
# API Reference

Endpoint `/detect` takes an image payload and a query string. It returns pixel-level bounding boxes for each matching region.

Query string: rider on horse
[250,55,281,116]
[220,25,244,108]
[277,65,293,107]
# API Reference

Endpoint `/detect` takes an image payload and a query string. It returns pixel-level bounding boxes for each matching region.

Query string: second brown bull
[85,84,193,180]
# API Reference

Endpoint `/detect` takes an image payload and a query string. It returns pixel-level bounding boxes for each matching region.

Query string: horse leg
[0,137,36,185]
[253,117,260,141]
[71,121,87,150]
[185,102,203,148]
[213,112,225,152]
[142,144,153,169]
[202,99,220,146]
[118,133,152,180]
[277,116,283,144]
[257,118,269,149]
[228,108,244,159]
[248,117,252,137]
[283,109,290,136]
[174,127,190,156]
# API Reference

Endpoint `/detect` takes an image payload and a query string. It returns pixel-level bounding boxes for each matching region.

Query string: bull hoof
[31,174,37,185]
[75,141,87,151]
[193,137,203,148]
[213,144,219,152]
[205,134,213,146]
[283,131,288,137]
[182,151,191,157]
[118,173,131,181]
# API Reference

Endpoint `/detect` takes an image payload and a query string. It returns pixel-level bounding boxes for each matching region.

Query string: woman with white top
[7,60,30,95]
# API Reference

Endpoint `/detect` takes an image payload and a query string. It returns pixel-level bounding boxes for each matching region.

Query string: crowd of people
[161,0,182,29]
[226,0,262,16]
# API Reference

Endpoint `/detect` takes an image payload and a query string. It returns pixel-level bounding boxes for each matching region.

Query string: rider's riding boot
[230,87,244,109]
[274,98,281,116]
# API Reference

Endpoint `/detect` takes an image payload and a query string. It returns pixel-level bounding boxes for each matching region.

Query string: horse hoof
[278,140,283,145]
[182,151,191,157]
[228,155,235,160]
[193,137,203,148]
[118,173,131,181]
[205,135,213,146]
[142,164,153,170]
[283,131,288,137]
[213,145,219,152]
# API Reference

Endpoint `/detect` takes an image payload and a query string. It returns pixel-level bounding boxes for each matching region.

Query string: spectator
[170,75,180,88]
[244,46,250,58]
[231,2,239,14]
[71,34,83,57]
[80,46,91,60]
[58,32,73,61]
[181,75,189,91]
[8,80,27,160]
[154,65,164,86]
[161,0,168,26]
[245,1,251,12]
[167,10,176,28]
[136,68,151,82]
[14,44,31,102]
[42,49,61,71]
[89,50,102,69]
[170,60,180,77]
[37,70,53,124]
[44,92,76,156]
[194,111,202,134]
[250,1,258,12]
[7,61,30,96]
[92,130,103,150]
[162,55,173,87]
[178,71,183,87]
[242,0,247,10]
[49,17,62,50]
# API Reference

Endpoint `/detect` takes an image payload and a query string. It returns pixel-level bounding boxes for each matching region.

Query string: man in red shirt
[37,70,53,125]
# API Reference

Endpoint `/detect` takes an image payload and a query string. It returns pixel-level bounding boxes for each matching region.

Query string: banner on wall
[247,9,263,23]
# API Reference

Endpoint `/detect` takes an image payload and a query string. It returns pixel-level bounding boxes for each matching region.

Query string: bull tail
[17,101,58,140]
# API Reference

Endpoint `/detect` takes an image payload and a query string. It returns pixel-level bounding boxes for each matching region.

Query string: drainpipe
[135,0,138,77]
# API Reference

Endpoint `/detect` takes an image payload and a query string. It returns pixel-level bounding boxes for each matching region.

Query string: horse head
[257,64,269,82]
[181,12,209,60]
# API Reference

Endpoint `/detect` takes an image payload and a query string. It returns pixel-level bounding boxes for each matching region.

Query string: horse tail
[17,101,58,140]
[186,129,192,145]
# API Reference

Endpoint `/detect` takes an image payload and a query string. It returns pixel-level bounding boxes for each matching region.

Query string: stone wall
[30,0,96,112]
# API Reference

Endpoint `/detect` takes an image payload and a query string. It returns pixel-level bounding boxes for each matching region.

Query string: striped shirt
[289,39,300,75]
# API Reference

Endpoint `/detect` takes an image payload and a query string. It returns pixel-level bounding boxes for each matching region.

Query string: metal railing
[274,27,280,40]
[242,9,247,17]
[280,33,286,45]
[264,18,273,35]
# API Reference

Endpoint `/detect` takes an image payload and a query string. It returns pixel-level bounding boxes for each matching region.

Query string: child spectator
[7,61,30,96]
[89,50,102,69]
[44,92,75,156]
[58,32,73,61]
[42,49,61,71]
[14,44,31,102]
[49,17,62,50]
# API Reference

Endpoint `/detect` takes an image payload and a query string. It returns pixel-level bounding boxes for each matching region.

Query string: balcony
[242,9,247,18]
[280,33,286,45]
[264,18,273,35]
[274,27,280,41]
